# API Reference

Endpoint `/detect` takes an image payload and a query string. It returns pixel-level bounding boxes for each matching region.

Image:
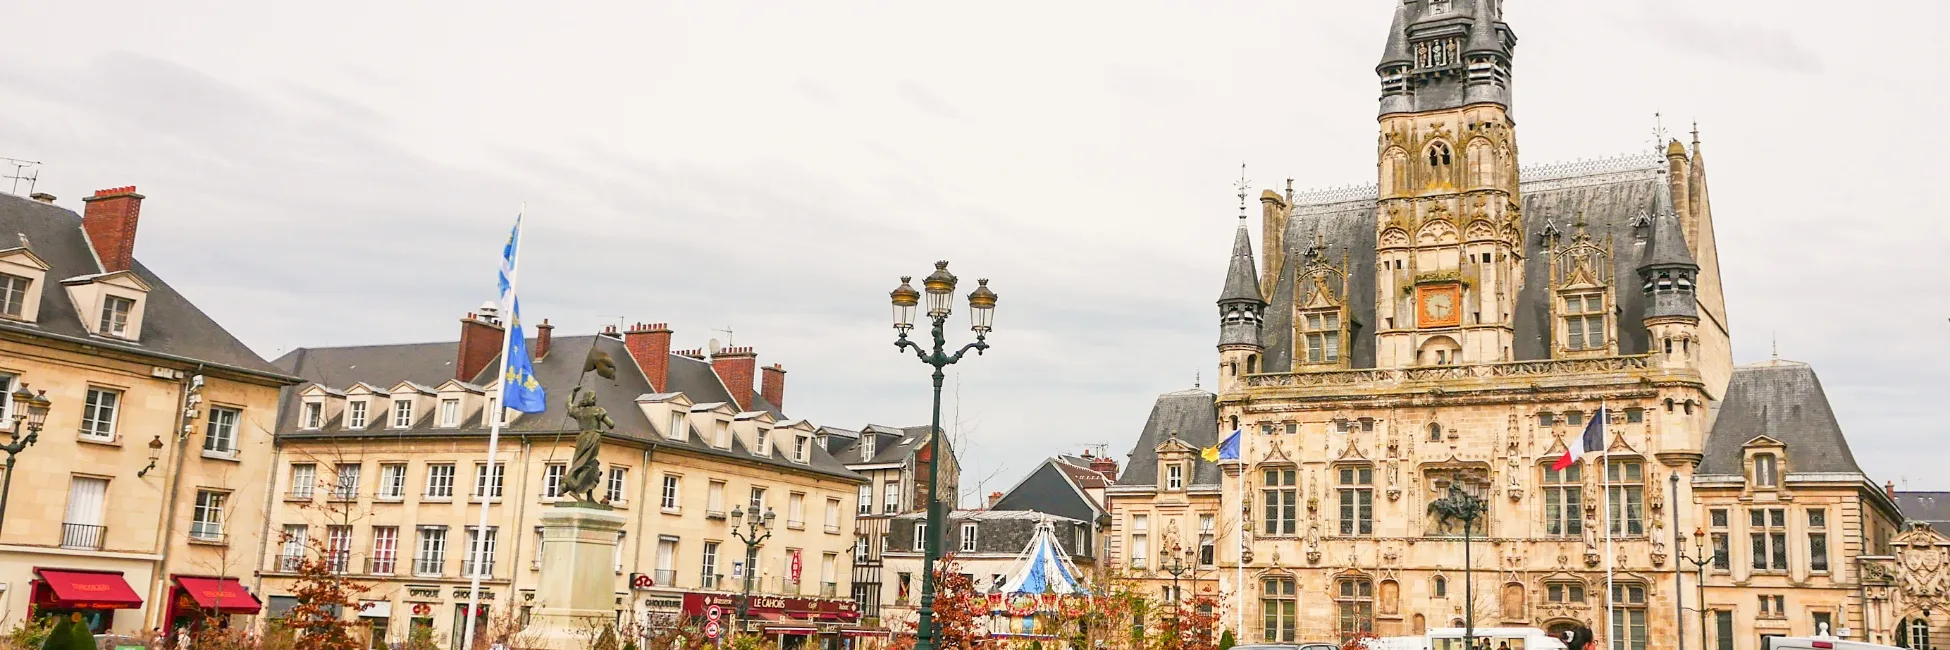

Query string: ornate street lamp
[0,385,51,533]
[136,434,166,478]
[1676,468,1723,650]
[731,505,777,634]
[888,261,996,650]
[1160,543,1199,650]
[1429,483,1487,650]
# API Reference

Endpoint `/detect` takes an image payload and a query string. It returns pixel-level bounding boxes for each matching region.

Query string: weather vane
[1235,163,1252,220]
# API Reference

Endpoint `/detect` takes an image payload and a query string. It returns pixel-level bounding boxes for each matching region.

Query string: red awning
[34,569,143,610]
[174,577,263,613]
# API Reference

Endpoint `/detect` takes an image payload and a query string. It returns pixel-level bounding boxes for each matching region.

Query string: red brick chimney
[1090,455,1119,478]
[712,347,758,411]
[81,186,144,272]
[535,319,554,360]
[987,491,1004,509]
[1887,480,1897,499]
[623,323,673,392]
[456,311,504,382]
[761,363,787,411]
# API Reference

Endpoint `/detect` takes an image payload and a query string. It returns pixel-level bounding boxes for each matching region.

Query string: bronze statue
[560,385,613,503]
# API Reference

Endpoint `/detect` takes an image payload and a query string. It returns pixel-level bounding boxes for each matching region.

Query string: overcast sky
[1,1,1944,497]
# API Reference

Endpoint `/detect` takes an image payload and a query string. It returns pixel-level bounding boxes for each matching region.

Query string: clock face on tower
[1417,284,1463,328]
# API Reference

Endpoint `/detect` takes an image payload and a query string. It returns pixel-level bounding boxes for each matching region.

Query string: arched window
[1665,398,1675,412]
[1230,415,1241,430]
[1247,354,1260,374]
[1906,618,1931,650]
[1428,142,1453,168]
[1428,423,1443,442]
[1432,576,1448,598]
[1753,453,1779,488]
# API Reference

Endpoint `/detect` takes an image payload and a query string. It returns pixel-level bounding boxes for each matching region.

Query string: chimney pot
[624,323,674,392]
[1887,480,1897,499]
[81,186,145,272]
[987,491,1004,509]
[1089,455,1119,478]
[28,192,55,204]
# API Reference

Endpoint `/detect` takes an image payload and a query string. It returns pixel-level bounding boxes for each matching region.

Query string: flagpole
[462,209,524,650]
[1236,428,1246,639]
[1602,400,1614,649]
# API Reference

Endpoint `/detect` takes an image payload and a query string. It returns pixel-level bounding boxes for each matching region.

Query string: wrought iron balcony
[60,523,105,551]
[367,555,398,576]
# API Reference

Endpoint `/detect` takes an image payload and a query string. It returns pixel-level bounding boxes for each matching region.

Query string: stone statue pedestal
[522,503,625,650]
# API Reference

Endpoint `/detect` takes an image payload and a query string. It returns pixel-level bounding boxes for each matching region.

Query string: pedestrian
[177,628,193,650]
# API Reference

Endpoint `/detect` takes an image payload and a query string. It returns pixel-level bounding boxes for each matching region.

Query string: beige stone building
[0,187,297,635]
[1108,2,1910,648]
[814,424,959,626]
[1104,390,1230,608]
[264,320,868,648]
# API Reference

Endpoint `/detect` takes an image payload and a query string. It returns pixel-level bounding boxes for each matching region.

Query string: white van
[1423,627,1569,650]
[1763,636,1906,650]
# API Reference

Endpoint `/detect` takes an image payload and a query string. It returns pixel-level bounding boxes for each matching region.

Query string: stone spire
[1376,0,1517,116]
[1378,1,1414,71]
[1219,173,1266,352]
[1639,180,1699,321]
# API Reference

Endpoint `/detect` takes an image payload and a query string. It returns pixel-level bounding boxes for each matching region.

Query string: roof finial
[1235,163,1252,221]
[1772,332,1779,362]
[1652,111,1668,155]
[1691,121,1701,148]
[1194,370,1201,389]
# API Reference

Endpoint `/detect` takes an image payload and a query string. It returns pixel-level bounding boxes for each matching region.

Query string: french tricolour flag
[1552,408,1607,471]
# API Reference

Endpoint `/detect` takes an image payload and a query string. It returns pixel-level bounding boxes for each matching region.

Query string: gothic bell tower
[1372,0,1524,368]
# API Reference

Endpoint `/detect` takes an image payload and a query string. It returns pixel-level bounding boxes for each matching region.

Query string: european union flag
[1201,428,1241,463]
[499,216,547,414]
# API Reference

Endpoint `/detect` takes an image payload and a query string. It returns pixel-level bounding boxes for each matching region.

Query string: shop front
[680,593,862,650]
[29,568,145,634]
[164,576,264,634]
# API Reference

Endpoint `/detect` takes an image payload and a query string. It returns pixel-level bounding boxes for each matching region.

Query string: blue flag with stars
[499,216,547,413]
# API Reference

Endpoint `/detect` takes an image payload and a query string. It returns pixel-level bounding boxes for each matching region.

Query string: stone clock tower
[1372,0,1522,368]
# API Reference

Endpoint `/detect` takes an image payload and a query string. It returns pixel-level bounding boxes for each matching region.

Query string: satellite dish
[707,338,722,356]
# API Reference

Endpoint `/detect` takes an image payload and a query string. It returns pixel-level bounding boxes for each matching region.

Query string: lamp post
[0,385,51,534]
[1677,527,1723,650]
[731,505,777,635]
[887,261,997,650]
[1430,483,1487,650]
[1160,543,1198,650]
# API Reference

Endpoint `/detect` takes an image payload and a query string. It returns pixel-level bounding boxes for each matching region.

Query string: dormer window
[439,399,460,427]
[99,295,134,338]
[714,420,730,449]
[0,272,29,318]
[391,399,414,428]
[302,402,323,430]
[483,397,502,427]
[1753,453,1779,488]
[1167,464,1184,490]
[347,401,369,430]
[667,413,685,441]
[756,429,771,456]
[795,436,810,463]
[1301,311,1343,364]
[861,435,876,460]
[1562,294,1606,350]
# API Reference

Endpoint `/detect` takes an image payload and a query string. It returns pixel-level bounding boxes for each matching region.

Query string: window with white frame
[607,467,627,503]
[961,522,978,552]
[371,526,399,574]
[756,429,770,456]
[662,475,680,510]
[857,483,872,514]
[325,525,352,573]
[333,463,360,500]
[1563,293,1607,350]
[707,481,725,514]
[80,387,120,440]
[1166,464,1184,490]
[883,481,900,514]
[824,498,840,531]
[702,541,721,589]
[289,464,316,498]
[613,531,627,573]
[788,492,805,527]
[667,413,686,440]
[1263,468,1298,536]
[203,406,240,455]
[0,374,14,423]
[1198,514,1216,566]
[280,524,308,570]
[347,400,368,429]
[0,273,29,318]
[473,463,504,499]
[99,295,134,337]
[391,399,413,428]
[464,526,498,578]
[439,399,460,427]
[426,464,456,498]
[301,401,322,429]
[795,436,810,463]
[1753,453,1779,488]
[190,490,225,540]
[543,464,565,499]
[861,435,876,460]
[1130,514,1149,568]
[750,486,767,513]
[484,397,500,427]
[913,523,926,552]
[713,420,729,448]
[854,536,869,562]
[415,526,448,576]
[378,464,406,499]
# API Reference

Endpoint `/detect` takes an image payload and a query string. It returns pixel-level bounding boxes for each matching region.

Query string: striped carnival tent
[996,521,1090,597]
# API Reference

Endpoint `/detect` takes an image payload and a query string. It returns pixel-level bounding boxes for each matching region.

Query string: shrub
[1218,630,1236,650]
[1,616,55,650]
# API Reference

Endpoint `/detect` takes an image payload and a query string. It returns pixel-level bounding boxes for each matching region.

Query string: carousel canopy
[996,521,1089,596]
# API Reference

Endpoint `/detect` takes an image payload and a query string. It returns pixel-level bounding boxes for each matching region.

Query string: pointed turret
[1220,221,1263,307]
[1640,179,1699,322]
[1378,1,1414,71]
[1218,191,1267,392]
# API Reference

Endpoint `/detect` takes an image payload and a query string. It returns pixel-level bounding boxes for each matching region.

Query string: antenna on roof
[711,326,735,347]
[1651,112,1668,154]
[595,315,627,334]
[2,157,41,195]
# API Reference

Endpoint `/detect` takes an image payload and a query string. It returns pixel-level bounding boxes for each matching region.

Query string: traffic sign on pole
[704,621,722,640]
[706,605,722,622]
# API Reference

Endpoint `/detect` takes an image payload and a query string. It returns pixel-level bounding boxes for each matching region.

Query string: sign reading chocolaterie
[679,593,859,622]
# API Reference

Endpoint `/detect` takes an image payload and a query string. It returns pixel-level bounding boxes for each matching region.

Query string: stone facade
[0,188,297,636]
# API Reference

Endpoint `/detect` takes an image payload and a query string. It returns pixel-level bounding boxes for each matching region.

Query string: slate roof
[1219,218,1263,305]
[272,333,864,482]
[1896,492,1950,533]
[1115,388,1220,488]
[0,192,291,380]
[1698,359,1864,477]
[828,424,936,465]
[991,456,1110,524]
[1262,155,1678,372]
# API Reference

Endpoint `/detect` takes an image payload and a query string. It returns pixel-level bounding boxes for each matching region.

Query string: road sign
[706,605,722,622]
[704,621,722,640]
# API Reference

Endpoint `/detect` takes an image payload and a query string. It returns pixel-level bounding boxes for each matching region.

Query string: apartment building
[817,424,959,626]
[262,320,867,648]
[0,188,297,635]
